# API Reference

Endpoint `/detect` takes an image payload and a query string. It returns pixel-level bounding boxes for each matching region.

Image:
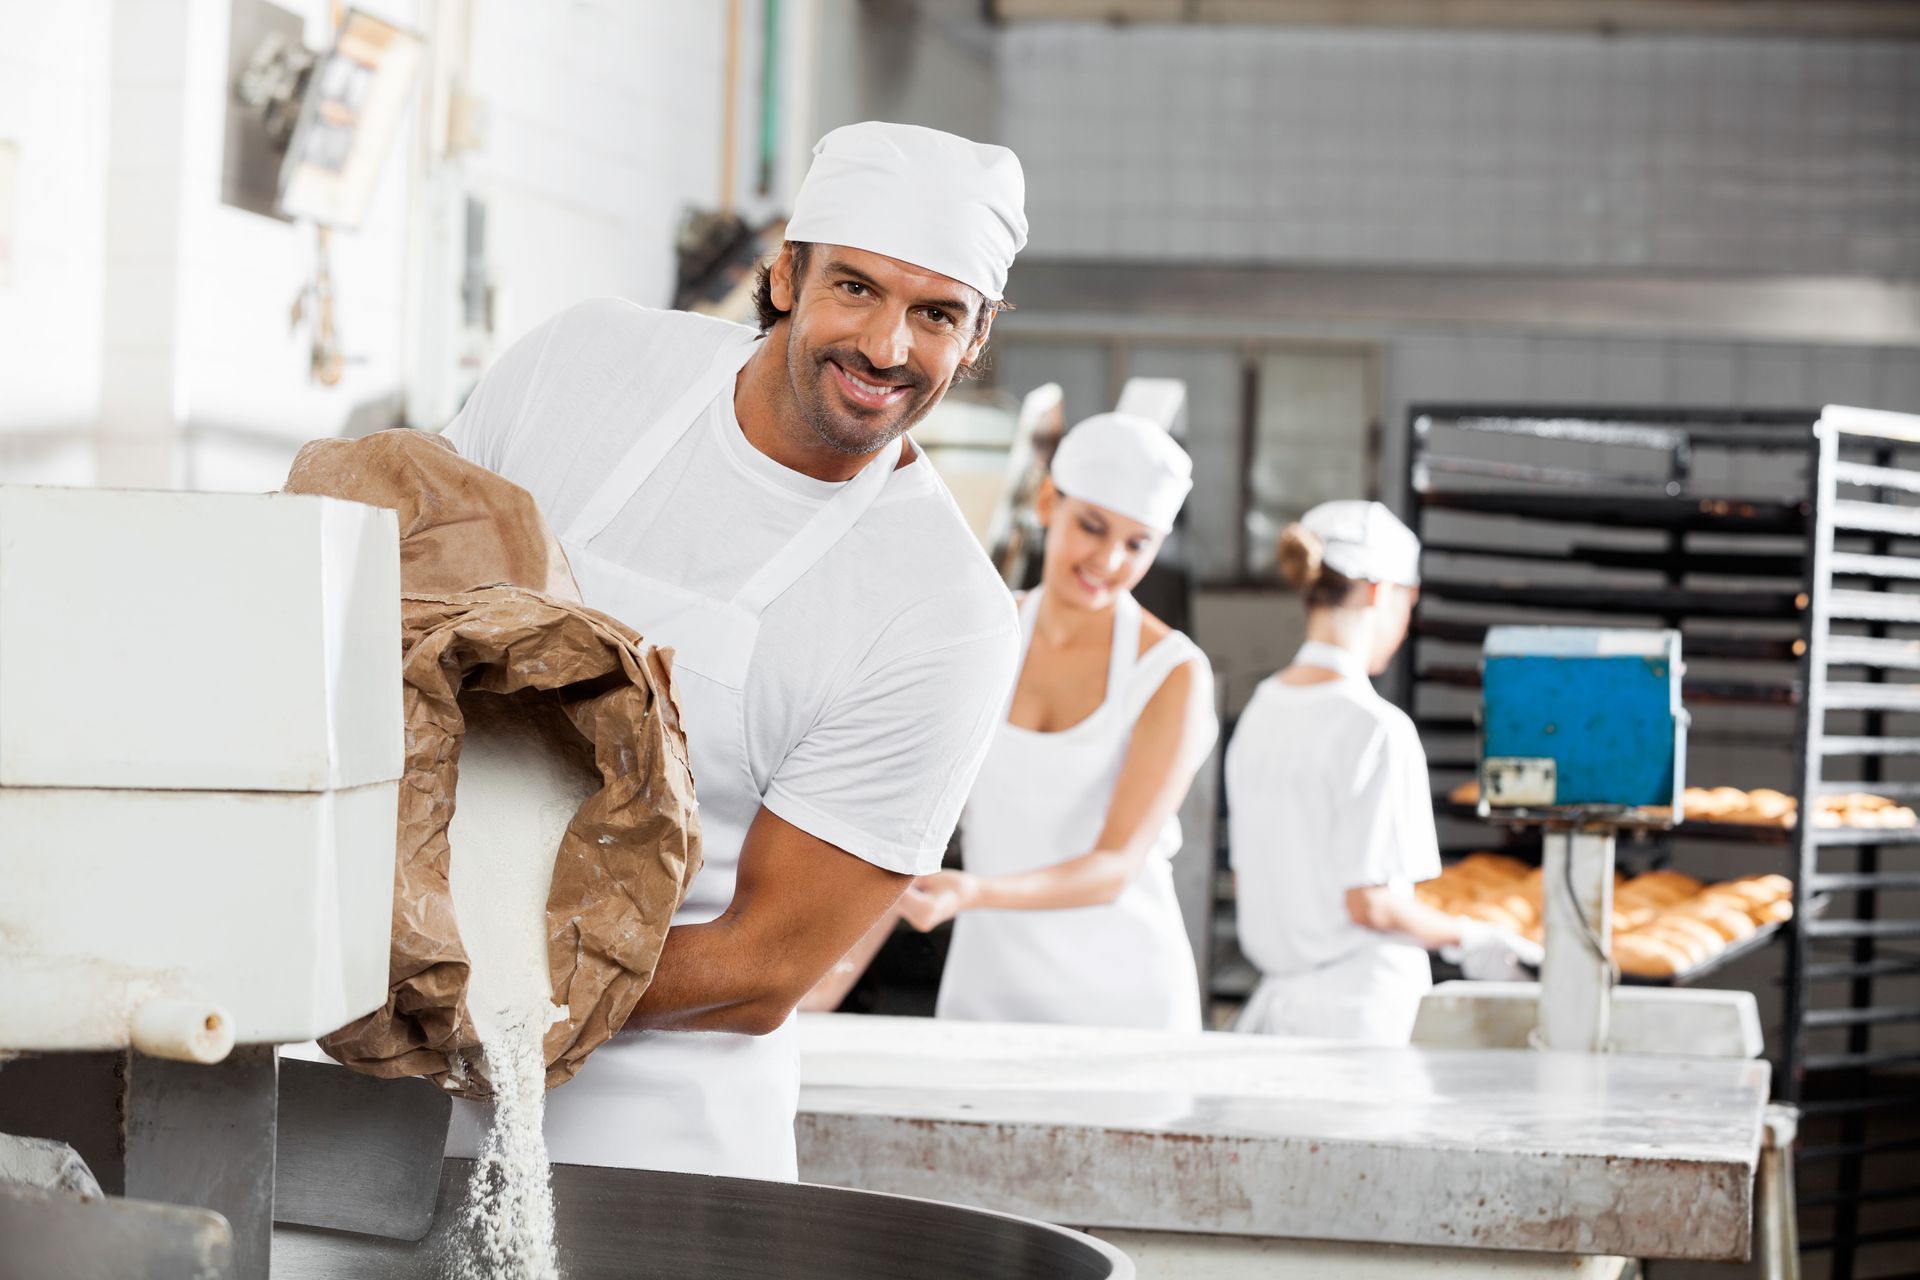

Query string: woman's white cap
[1301,500,1422,586]
[785,121,1028,302]
[1050,413,1194,533]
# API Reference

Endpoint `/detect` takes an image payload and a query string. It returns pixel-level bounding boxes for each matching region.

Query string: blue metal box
[1479,626,1687,811]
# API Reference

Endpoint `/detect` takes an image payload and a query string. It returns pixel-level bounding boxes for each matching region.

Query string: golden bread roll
[1872,805,1917,828]
[1450,780,1480,805]
[1498,893,1539,927]
[1446,864,1509,889]
[1643,914,1727,955]
[1632,924,1715,966]
[1684,786,1735,818]
[1755,898,1794,925]
[1458,901,1525,932]
[1611,909,1647,934]
[1455,852,1531,881]
[1721,806,1792,828]
[1695,889,1757,919]
[1713,881,1776,909]
[1667,901,1757,941]
[1522,921,1543,945]
[1744,788,1795,819]
[1636,870,1706,897]
[1742,874,1793,901]
[1613,933,1688,977]
[1702,787,1750,818]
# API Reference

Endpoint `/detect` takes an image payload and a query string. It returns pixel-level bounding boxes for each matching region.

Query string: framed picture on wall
[277,9,423,229]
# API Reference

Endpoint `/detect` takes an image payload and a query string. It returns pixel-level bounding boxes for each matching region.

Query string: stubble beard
[787,326,942,457]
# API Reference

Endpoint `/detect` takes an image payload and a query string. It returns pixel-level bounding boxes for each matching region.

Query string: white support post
[1538,827,1615,1053]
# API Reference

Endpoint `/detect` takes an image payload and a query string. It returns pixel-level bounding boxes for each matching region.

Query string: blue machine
[1479,626,1687,812]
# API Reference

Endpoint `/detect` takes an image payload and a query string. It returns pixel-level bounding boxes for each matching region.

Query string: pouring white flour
[446,693,602,1280]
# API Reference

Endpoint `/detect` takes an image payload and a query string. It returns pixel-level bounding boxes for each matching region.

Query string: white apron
[937,589,1202,1032]
[1233,945,1431,1046]
[453,330,903,1180]
[1231,639,1431,1047]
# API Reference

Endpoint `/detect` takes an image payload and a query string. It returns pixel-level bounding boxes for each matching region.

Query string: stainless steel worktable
[795,1013,1770,1263]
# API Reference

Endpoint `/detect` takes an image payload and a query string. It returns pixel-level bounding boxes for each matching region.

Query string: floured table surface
[795,1013,1769,1261]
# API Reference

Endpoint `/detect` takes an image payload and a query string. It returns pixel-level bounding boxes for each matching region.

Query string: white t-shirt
[445,298,1019,875]
[1224,674,1441,978]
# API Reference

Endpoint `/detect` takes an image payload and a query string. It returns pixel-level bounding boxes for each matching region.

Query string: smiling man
[441,122,1027,1180]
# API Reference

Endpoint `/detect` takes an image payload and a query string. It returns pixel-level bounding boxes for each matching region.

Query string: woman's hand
[899,870,983,932]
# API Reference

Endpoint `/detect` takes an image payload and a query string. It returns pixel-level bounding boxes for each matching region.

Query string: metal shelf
[1819,681,1920,712]
[1418,487,1808,534]
[1422,541,1807,580]
[1420,577,1804,620]
[1403,406,1920,1280]
[1782,409,1920,1280]
[1809,826,1920,848]
[1827,589,1920,624]
[1807,871,1920,891]
[1420,663,1802,707]
[1413,616,1803,663]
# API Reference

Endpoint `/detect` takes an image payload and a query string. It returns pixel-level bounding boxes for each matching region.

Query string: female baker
[900,412,1218,1032]
[1225,501,1539,1045]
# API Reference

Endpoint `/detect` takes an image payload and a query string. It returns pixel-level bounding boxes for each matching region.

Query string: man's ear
[770,243,800,312]
[961,306,995,368]
[1362,580,1385,608]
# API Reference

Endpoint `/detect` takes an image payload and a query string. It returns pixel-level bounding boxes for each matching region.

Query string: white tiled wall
[1003,25,1920,274]
[0,0,111,456]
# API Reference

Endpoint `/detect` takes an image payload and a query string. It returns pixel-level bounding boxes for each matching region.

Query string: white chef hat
[1300,500,1422,587]
[1050,413,1194,533]
[785,122,1028,302]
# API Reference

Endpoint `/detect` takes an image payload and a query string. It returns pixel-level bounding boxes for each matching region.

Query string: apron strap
[564,332,760,546]
[1105,590,1141,704]
[1009,588,1142,714]
[730,433,905,618]
[1014,587,1044,661]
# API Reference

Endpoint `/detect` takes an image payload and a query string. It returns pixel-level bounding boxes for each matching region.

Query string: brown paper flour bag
[289,430,701,1097]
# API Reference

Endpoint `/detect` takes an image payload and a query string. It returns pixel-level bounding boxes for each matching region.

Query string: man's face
[769,244,993,455]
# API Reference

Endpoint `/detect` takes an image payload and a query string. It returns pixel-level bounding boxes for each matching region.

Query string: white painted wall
[0,0,112,481]
[0,0,771,490]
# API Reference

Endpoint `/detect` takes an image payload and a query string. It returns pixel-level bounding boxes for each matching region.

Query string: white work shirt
[445,298,1019,876]
[1225,674,1440,979]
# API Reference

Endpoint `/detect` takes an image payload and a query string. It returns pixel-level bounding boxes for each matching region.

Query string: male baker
[444,122,1027,1178]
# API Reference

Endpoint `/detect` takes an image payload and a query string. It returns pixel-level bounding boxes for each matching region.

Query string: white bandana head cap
[1050,413,1193,533]
[785,122,1028,302]
[1301,500,1421,587]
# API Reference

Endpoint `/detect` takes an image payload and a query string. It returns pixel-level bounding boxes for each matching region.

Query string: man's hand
[624,806,910,1035]
[899,870,981,932]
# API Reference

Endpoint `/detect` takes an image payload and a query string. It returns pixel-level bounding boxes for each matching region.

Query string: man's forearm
[624,914,800,1036]
[620,806,913,1037]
